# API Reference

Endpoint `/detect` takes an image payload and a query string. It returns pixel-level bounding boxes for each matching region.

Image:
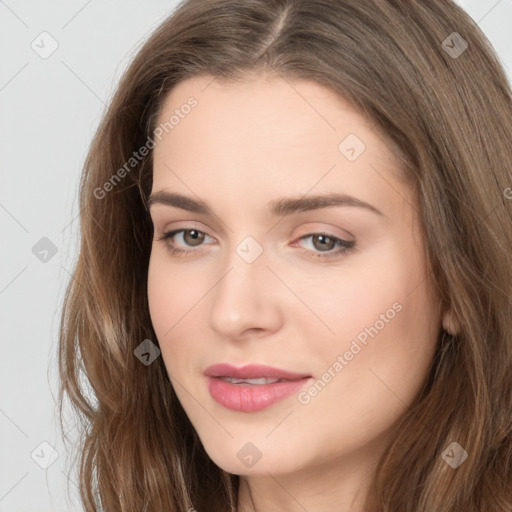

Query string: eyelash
[155,228,355,260]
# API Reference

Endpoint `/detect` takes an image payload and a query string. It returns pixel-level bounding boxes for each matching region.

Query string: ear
[442,307,460,336]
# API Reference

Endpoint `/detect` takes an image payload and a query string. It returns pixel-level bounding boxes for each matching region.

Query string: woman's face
[147,71,442,481]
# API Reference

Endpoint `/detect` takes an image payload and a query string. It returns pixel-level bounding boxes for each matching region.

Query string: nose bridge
[221,233,269,294]
[207,235,282,337]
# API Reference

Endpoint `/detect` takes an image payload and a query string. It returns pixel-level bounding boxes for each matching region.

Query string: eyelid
[155,228,216,245]
[154,219,215,237]
[151,212,226,239]
[292,222,354,242]
[291,232,355,257]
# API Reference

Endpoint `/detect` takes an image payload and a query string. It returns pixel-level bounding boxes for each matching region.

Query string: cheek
[147,252,219,381]
[147,255,173,334]
[147,253,205,332]
[297,241,440,425]
[304,287,439,450]
[147,254,197,355]
[287,243,408,350]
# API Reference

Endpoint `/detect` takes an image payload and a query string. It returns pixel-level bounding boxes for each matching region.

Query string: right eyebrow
[146,191,211,214]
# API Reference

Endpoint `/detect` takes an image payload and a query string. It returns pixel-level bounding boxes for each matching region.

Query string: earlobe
[442,308,460,336]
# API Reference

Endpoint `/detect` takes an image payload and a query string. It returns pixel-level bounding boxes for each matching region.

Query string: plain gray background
[1,1,511,510]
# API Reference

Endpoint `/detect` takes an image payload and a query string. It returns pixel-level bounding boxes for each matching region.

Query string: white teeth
[220,377,283,385]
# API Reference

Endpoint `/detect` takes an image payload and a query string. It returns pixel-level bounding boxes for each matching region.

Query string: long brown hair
[58,0,512,510]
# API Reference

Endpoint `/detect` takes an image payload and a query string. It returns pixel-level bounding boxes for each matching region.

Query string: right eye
[156,228,216,255]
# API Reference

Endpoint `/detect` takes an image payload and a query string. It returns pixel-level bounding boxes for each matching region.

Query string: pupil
[315,235,334,251]
[187,230,203,245]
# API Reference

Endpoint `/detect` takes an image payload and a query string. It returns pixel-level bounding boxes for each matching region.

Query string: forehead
[155,72,369,150]
[151,72,410,221]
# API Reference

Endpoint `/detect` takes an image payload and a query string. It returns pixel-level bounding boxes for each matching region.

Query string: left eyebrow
[146,191,384,217]
[268,193,384,217]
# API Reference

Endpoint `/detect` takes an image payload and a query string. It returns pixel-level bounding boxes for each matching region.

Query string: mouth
[204,363,313,412]
[217,376,289,385]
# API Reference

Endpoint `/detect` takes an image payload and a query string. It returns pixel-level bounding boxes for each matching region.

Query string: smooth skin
[147,71,456,512]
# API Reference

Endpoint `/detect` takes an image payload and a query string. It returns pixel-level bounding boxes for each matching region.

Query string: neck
[236,444,383,512]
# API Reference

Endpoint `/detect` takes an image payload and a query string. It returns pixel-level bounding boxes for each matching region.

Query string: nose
[207,246,284,340]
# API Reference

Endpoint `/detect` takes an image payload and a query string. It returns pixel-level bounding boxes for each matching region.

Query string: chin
[198,435,306,476]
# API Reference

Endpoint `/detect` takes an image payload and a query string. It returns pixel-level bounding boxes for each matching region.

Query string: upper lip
[204,363,311,381]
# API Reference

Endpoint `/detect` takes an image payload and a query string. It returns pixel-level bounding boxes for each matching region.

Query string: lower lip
[207,376,312,412]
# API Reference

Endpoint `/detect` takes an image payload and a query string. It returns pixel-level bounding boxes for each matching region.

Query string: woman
[58,0,512,510]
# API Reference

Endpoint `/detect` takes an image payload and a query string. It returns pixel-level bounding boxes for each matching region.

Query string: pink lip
[204,363,312,412]
[204,363,310,380]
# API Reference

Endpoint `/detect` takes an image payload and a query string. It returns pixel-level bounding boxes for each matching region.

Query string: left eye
[294,233,355,259]
[297,233,346,252]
